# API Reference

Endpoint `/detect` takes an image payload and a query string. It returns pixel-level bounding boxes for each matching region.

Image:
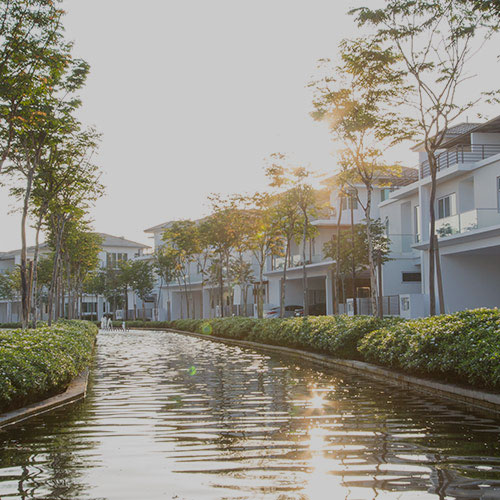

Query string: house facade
[0,233,149,323]
[380,117,500,317]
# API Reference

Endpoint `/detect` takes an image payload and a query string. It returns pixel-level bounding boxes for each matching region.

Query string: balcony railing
[435,208,500,239]
[272,254,325,271]
[420,144,500,178]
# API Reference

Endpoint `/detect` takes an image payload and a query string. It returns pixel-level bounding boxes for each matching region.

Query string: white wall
[441,253,500,312]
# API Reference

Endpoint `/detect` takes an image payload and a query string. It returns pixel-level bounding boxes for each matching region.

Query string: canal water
[1,330,500,500]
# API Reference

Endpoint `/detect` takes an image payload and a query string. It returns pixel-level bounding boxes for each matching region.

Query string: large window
[106,252,128,268]
[437,193,456,219]
[341,197,358,210]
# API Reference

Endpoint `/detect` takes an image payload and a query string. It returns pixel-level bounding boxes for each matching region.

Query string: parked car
[264,305,304,318]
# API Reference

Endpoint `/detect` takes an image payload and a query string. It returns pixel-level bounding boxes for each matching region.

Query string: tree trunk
[20,170,34,329]
[428,151,439,316]
[280,239,290,318]
[30,212,44,328]
[377,254,383,319]
[258,261,264,319]
[434,234,445,314]
[350,198,358,315]
[363,188,378,317]
[302,214,309,316]
[334,200,344,314]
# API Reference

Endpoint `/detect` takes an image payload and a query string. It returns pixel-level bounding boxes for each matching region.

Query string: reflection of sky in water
[2,330,500,499]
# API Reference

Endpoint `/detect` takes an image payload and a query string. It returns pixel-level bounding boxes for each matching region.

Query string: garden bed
[0,320,97,413]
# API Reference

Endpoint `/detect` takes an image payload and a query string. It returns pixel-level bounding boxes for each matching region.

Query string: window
[437,193,456,219]
[402,272,422,282]
[414,205,421,242]
[341,197,358,210]
[380,188,391,202]
[106,252,128,268]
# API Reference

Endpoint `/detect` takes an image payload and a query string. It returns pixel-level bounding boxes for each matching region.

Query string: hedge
[0,320,97,413]
[358,308,500,388]
[118,309,500,390]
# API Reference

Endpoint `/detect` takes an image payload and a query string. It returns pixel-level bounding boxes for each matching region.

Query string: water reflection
[1,330,500,499]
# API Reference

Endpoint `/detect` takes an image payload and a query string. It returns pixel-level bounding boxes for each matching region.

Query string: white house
[380,116,500,317]
[264,171,418,317]
[0,233,150,323]
[144,220,261,321]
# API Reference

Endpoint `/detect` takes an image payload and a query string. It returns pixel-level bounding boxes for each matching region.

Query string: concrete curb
[137,327,500,416]
[0,368,91,429]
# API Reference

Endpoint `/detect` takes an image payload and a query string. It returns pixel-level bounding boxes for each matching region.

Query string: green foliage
[358,308,500,388]
[0,320,97,412]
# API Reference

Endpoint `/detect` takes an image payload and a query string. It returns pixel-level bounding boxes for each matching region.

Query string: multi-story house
[380,116,500,317]
[264,172,418,316]
[0,233,149,323]
[144,220,261,321]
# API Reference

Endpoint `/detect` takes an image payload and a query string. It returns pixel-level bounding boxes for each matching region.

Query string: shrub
[359,308,500,388]
[0,320,97,413]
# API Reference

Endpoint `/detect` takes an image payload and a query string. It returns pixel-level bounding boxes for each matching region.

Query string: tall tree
[353,0,493,315]
[310,39,410,317]
[266,153,320,316]
[0,0,67,173]
[245,193,283,318]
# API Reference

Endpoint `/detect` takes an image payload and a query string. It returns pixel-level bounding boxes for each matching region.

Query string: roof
[0,242,49,259]
[322,166,418,189]
[440,115,500,149]
[144,220,174,234]
[1,233,149,256]
[411,121,484,151]
[96,233,149,249]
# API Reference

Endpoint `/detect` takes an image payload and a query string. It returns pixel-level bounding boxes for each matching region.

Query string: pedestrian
[107,317,113,331]
[100,316,106,330]
[122,321,126,332]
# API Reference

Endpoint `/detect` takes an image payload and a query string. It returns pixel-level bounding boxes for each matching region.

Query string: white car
[264,305,304,318]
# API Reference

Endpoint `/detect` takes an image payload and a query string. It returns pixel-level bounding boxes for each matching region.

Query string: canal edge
[150,327,500,417]
[0,336,97,430]
[0,368,90,429]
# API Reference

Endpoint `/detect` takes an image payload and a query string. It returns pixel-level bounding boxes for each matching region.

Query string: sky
[0,0,498,250]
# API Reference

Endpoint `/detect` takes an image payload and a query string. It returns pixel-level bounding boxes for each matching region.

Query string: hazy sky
[0,0,498,250]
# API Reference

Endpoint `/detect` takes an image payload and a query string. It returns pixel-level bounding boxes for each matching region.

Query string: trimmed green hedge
[0,322,22,329]
[358,308,500,388]
[0,320,97,413]
[121,309,500,390]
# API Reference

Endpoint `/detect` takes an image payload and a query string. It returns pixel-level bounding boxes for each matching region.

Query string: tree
[266,153,321,316]
[245,193,283,318]
[129,260,155,321]
[353,0,493,315]
[153,246,177,321]
[323,219,390,315]
[162,220,201,319]
[310,38,410,317]
[203,200,240,317]
[0,0,67,173]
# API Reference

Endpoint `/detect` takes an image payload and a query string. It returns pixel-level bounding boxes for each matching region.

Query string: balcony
[272,254,325,271]
[435,209,500,239]
[420,144,500,178]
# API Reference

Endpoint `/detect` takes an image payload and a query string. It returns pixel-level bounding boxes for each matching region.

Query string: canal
[1,330,500,499]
